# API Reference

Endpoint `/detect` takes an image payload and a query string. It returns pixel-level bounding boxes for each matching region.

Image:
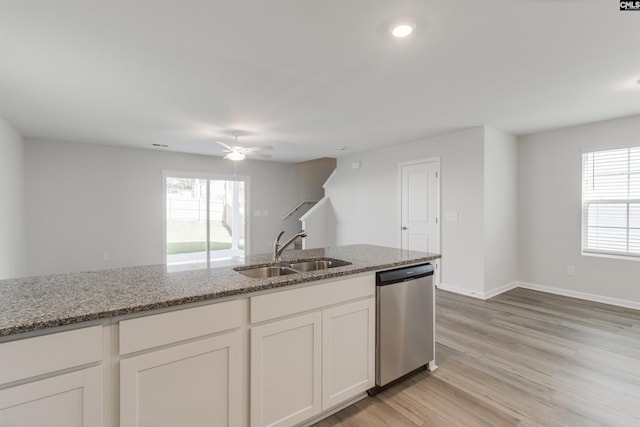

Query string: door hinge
[435,217,438,224]
[436,171,438,178]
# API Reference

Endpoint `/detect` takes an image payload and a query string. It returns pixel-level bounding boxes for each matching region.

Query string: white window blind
[582,147,640,258]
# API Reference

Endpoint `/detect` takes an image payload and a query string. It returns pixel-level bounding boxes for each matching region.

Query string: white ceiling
[0,0,639,163]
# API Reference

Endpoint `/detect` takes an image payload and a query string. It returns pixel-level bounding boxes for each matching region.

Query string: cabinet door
[250,312,322,427]
[120,331,241,427]
[322,298,375,409]
[0,365,103,427]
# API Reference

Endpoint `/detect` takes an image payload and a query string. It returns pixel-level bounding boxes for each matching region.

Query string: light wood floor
[312,287,640,426]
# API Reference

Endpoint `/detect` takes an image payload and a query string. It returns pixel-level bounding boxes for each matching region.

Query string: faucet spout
[274,230,308,261]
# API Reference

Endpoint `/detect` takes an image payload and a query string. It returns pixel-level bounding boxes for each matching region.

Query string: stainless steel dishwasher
[372,263,436,392]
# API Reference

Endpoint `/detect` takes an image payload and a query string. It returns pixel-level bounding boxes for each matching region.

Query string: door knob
[401,226,408,230]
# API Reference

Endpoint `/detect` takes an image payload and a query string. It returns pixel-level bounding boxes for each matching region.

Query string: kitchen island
[0,244,440,427]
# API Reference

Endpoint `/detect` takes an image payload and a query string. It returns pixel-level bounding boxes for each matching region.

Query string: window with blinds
[582,147,640,258]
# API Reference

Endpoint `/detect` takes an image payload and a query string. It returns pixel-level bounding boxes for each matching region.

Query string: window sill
[581,251,640,262]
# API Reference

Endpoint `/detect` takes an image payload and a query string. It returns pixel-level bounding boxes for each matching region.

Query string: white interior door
[400,160,440,254]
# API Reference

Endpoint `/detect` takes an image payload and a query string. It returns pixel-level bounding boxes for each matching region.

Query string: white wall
[24,139,318,276]
[484,127,518,294]
[326,127,486,293]
[0,118,26,279]
[518,114,640,306]
[300,197,337,249]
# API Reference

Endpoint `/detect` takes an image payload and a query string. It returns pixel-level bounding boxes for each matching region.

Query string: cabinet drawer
[250,274,374,324]
[0,325,102,386]
[120,299,245,355]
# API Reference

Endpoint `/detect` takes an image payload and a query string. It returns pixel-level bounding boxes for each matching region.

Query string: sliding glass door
[165,174,247,269]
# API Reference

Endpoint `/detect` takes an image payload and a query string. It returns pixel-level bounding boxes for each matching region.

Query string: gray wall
[24,139,330,276]
[280,157,336,240]
[518,114,640,306]
[325,126,519,297]
[290,157,336,202]
[484,127,518,294]
[13,113,640,307]
[326,127,489,294]
[0,118,25,279]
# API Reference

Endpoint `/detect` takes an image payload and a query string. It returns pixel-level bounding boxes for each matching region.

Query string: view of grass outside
[167,220,239,255]
[166,177,245,265]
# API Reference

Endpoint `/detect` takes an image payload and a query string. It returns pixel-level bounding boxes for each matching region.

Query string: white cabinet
[120,331,242,427]
[322,298,375,409]
[0,325,104,427]
[0,270,382,427]
[250,274,375,427]
[0,366,103,427]
[119,300,247,427]
[250,312,322,427]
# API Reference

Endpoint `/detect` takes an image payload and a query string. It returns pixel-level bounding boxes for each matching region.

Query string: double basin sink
[236,257,352,279]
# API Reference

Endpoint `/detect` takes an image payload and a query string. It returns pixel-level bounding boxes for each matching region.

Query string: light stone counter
[0,245,440,337]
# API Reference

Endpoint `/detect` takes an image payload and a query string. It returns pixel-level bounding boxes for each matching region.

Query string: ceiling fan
[215,136,273,161]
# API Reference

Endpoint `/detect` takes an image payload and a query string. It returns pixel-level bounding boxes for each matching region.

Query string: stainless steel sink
[288,258,351,272]
[236,257,352,278]
[237,266,298,278]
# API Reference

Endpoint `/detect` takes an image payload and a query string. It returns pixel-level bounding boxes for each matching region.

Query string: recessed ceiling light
[391,24,414,38]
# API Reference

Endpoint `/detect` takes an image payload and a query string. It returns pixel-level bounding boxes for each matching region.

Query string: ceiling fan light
[225,151,246,161]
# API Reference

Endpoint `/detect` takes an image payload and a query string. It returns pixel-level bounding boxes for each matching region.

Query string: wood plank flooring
[312,288,640,426]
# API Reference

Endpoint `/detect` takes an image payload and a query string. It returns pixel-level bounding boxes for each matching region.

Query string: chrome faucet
[274,229,308,261]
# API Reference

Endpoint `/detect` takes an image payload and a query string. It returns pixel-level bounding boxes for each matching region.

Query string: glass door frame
[162,170,251,267]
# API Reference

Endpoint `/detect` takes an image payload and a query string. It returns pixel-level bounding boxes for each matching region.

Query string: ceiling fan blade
[215,140,233,151]
[215,136,274,160]
[244,145,274,152]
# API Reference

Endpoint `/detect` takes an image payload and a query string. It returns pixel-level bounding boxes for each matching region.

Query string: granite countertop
[0,245,440,337]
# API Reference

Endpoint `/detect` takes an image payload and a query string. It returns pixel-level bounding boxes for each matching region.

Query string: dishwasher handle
[376,263,434,286]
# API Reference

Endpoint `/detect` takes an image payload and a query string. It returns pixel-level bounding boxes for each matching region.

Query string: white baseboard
[517,281,640,311]
[437,281,518,300]
[437,283,484,299]
[484,281,519,299]
[439,281,640,310]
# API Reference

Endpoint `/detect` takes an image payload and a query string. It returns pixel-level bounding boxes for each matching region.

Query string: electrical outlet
[567,265,575,276]
[103,253,110,262]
